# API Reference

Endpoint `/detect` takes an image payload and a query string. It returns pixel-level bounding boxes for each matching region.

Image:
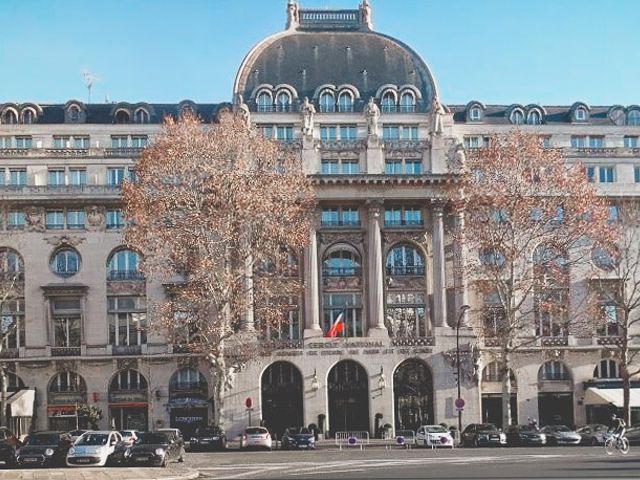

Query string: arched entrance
[47,371,87,431]
[537,361,574,426]
[393,359,433,431]
[108,369,149,430]
[328,360,369,435]
[168,368,208,439]
[261,362,303,437]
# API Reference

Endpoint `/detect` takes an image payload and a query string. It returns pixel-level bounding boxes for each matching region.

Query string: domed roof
[233,6,437,109]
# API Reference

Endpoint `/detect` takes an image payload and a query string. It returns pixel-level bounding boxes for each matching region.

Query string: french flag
[326,310,346,338]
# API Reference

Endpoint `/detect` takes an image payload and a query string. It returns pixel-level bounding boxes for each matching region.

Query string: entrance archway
[108,369,148,430]
[537,361,574,426]
[261,361,303,437]
[168,368,208,439]
[393,359,433,431]
[328,360,369,435]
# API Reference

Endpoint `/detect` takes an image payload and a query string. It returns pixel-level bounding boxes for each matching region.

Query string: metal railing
[388,430,415,449]
[107,270,145,281]
[322,267,362,277]
[386,265,425,276]
[51,347,81,357]
[320,219,361,228]
[335,431,370,450]
[112,344,142,356]
[384,219,424,228]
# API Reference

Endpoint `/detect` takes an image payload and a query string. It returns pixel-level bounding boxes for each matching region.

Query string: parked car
[119,430,139,446]
[504,425,547,446]
[16,431,73,467]
[125,431,185,467]
[67,430,87,443]
[576,424,612,446]
[241,426,272,450]
[190,426,227,451]
[415,425,455,448]
[66,431,127,467]
[0,427,20,468]
[626,426,640,446]
[157,428,185,449]
[281,427,315,450]
[539,425,581,446]
[461,423,507,447]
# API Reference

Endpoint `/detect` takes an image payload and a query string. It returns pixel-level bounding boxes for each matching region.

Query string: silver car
[540,425,582,446]
[576,424,612,446]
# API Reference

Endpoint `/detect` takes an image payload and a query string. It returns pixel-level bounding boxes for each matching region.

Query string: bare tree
[122,112,315,425]
[589,201,640,425]
[447,131,614,427]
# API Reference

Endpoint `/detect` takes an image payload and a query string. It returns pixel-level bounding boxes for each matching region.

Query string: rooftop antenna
[82,70,101,104]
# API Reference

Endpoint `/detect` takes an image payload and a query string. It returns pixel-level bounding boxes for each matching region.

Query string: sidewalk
[0,465,199,480]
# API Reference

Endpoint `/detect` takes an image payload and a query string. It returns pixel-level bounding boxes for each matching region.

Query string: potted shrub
[382,423,393,439]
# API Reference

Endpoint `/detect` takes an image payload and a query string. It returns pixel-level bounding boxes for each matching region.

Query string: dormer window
[470,107,482,121]
[527,111,541,125]
[275,91,292,113]
[575,107,587,122]
[510,109,524,125]
[21,109,36,124]
[69,106,81,123]
[319,91,336,113]
[399,92,416,113]
[134,108,149,124]
[628,110,640,126]
[115,109,130,124]
[1,110,17,125]
[337,91,354,113]
[256,91,272,113]
[381,91,397,113]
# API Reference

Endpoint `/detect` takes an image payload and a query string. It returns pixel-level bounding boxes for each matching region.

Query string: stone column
[367,200,388,337]
[304,227,322,338]
[431,204,447,327]
[454,211,470,326]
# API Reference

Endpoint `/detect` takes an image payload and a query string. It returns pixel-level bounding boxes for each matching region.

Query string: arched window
[169,368,207,393]
[275,91,291,112]
[110,370,148,391]
[470,106,482,121]
[538,361,571,381]
[69,105,81,123]
[337,91,354,113]
[381,91,397,113]
[628,110,640,126]
[256,91,272,112]
[115,109,130,124]
[510,109,524,125]
[0,248,24,281]
[134,108,149,124]
[575,107,587,122]
[50,248,81,278]
[49,371,86,393]
[319,91,336,113]
[107,249,142,281]
[322,248,361,277]
[594,359,619,379]
[1,110,17,125]
[399,92,416,113]
[534,244,569,338]
[482,362,517,387]
[528,111,541,125]
[385,244,424,276]
[21,109,36,124]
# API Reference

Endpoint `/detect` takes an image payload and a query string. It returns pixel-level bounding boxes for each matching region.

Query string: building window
[386,244,424,276]
[69,169,86,187]
[1,110,17,124]
[575,107,587,121]
[256,91,272,112]
[7,211,25,230]
[635,167,640,183]
[110,370,147,391]
[66,210,85,230]
[540,136,551,149]
[628,110,640,126]
[527,110,542,125]
[319,91,336,113]
[131,136,148,148]
[464,136,484,149]
[341,160,360,174]
[510,109,524,125]
[340,125,357,140]
[53,136,71,148]
[73,136,89,148]
[337,91,354,113]
[259,125,273,138]
[107,249,142,281]
[381,91,396,113]
[51,298,82,348]
[399,92,416,113]
[624,136,638,148]
[539,361,570,381]
[482,291,506,337]
[571,136,586,148]
[108,296,147,347]
[321,207,360,227]
[1,299,25,350]
[265,305,300,341]
[45,210,65,230]
[275,126,294,142]
[134,108,149,124]
[111,136,129,148]
[384,206,422,227]
[107,168,126,187]
[534,245,569,338]
[15,137,32,149]
[50,248,81,277]
[47,169,65,188]
[275,91,292,112]
[320,159,359,175]
[385,292,426,337]
[469,106,482,121]
[69,106,81,123]
[599,166,615,183]
[115,110,130,124]
[385,159,421,174]
[49,371,84,393]
[106,209,124,229]
[383,125,418,141]
[9,169,26,186]
[21,109,35,124]
[594,359,619,379]
[320,125,337,141]
[320,160,338,175]
[589,136,604,148]
[322,293,362,337]
[0,136,12,148]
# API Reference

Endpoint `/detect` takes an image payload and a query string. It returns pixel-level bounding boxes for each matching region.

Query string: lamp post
[455,305,471,433]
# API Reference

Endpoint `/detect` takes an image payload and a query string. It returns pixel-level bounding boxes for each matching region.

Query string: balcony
[386,265,425,276]
[0,348,19,358]
[0,184,122,200]
[0,147,143,159]
[320,219,361,228]
[390,336,435,347]
[540,336,568,347]
[107,270,145,281]
[108,389,148,403]
[45,224,65,230]
[104,147,144,158]
[382,139,429,152]
[384,219,424,229]
[112,344,142,356]
[322,267,361,277]
[563,147,640,158]
[51,347,81,357]
[317,139,365,150]
[597,336,623,346]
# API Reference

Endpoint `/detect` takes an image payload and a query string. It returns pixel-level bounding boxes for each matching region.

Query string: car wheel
[161,456,168,468]
[590,437,598,446]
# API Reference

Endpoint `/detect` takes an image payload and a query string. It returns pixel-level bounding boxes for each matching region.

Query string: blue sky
[2,0,638,106]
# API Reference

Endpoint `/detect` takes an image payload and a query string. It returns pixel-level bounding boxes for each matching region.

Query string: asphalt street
[188,445,640,479]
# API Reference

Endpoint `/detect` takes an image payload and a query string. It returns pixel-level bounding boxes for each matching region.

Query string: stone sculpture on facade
[24,206,44,232]
[431,96,445,135]
[360,0,373,30]
[300,96,315,138]
[235,94,251,128]
[286,0,299,30]
[86,205,106,232]
[365,97,380,137]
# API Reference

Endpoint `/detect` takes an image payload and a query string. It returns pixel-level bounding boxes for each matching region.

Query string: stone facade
[0,2,639,439]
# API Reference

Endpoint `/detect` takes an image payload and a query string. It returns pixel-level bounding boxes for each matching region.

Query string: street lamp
[455,305,471,433]
[311,368,320,391]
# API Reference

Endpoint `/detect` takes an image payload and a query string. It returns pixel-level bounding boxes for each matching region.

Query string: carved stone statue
[235,94,250,128]
[365,97,380,137]
[300,97,316,138]
[24,206,44,232]
[286,0,299,30]
[86,205,105,231]
[431,96,445,135]
[360,0,373,30]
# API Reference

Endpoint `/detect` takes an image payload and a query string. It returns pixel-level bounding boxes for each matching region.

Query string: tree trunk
[501,351,512,429]
[0,367,6,428]
[622,331,631,425]
[209,355,227,427]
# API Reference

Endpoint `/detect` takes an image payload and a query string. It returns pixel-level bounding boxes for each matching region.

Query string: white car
[66,431,125,467]
[416,425,455,448]
[241,427,272,450]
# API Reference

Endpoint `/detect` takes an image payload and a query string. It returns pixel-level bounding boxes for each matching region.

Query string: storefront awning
[7,389,35,417]
[584,387,640,407]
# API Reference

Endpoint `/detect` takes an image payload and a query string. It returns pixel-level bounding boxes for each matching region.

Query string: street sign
[245,397,253,409]
[455,398,465,410]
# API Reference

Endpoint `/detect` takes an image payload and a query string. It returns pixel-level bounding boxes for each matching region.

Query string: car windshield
[245,428,268,435]
[26,434,60,446]
[425,426,448,433]
[478,424,498,431]
[196,428,221,436]
[68,430,85,437]
[76,434,108,446]
[119,431,135,437]
[554,426,570,432]
[136,433,170,445]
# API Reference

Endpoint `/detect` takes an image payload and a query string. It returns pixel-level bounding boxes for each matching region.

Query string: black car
[504,425,547,446]
[281,427,316,450]
[125,432,185,467]
[461,423,507,447]
[0,427,20,468]
[16,431,73,467]
[626,426,640,446]
[189,426,226,451]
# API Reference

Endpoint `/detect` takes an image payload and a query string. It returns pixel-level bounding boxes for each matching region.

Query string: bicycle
[605,435,630,455]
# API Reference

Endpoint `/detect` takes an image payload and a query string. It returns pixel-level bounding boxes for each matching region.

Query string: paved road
[188,446,640,479]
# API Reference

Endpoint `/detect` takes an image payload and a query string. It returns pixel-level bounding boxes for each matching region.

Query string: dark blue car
[281,427,315,450]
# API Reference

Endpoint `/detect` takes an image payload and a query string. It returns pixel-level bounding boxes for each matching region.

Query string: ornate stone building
[1,1,639,438]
